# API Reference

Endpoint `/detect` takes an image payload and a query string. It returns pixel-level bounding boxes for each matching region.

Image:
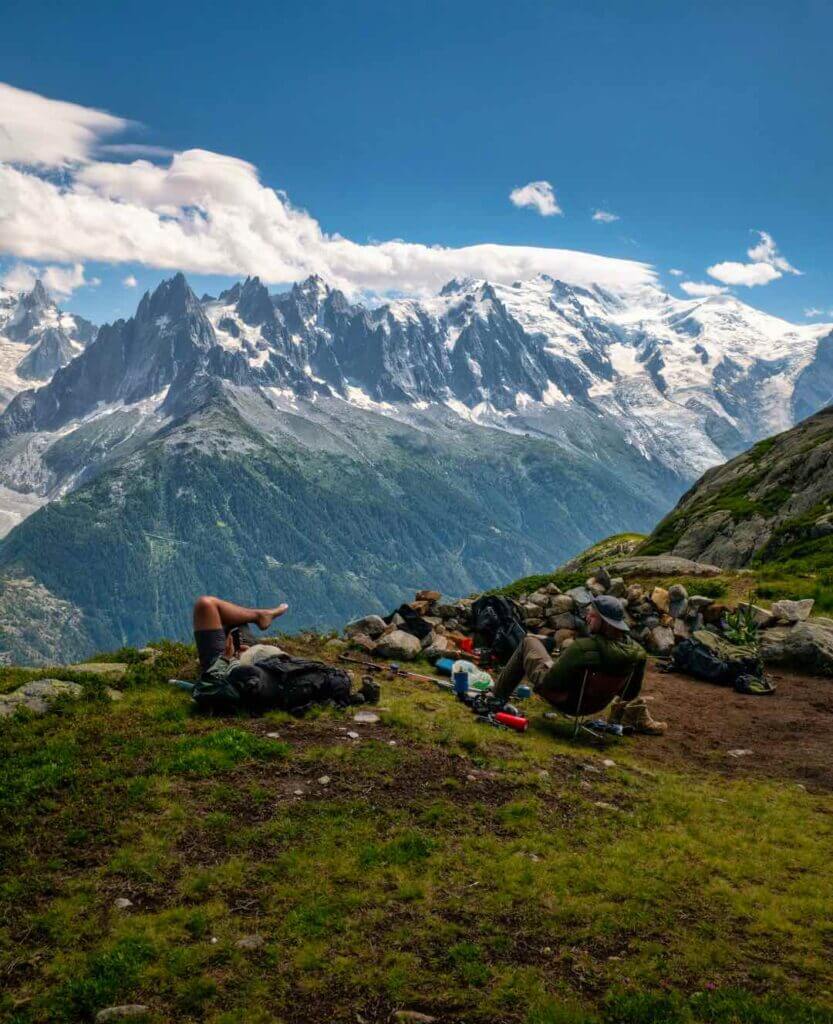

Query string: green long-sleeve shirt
[545,634,646,703]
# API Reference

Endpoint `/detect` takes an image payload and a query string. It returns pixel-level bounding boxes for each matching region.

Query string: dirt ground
[632,662,833,791]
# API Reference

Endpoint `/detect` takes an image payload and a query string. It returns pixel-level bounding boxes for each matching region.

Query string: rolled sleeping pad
[435,658,456,677]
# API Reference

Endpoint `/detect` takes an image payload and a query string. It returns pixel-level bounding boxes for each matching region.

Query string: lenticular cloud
[0,82,655,296]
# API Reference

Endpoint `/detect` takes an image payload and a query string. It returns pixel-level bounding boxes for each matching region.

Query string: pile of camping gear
[344,569,813,693]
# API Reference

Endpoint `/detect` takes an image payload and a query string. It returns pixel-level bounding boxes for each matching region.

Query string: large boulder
[345,615,387,639]
[549,594,576,615]
[423,636,457,661]
[565,586,595,607]
[645,625,675,656]
[761,620,833,676]
[611,555,723,577]
[667,583,688,618]
[0,679,84,718]
[374,630,422,660]
[771,599,814,624]
[738,602,775,628]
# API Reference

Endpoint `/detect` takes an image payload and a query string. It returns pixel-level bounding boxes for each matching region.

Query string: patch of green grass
[2,633,833,1022]
[86,646,150,664]
[491,570,586,601]
[165,727,289,776]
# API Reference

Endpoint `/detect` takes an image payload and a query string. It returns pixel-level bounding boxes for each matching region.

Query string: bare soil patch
[632,662,833,790]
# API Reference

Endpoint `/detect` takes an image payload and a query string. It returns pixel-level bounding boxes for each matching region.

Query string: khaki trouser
[494,636,565,702]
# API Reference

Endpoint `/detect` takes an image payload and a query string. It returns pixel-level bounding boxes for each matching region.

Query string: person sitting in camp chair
[193,595,289,673]
[493,595,666,735]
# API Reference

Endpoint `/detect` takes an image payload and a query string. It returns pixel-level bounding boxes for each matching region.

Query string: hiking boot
[619,698,667,736]
[607,696,627,725]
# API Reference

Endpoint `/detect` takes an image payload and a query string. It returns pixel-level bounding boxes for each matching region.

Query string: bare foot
[255,604,289,631]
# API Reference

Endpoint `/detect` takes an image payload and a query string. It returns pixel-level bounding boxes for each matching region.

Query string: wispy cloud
[1,261,92,297]
[508,180,562,217]
[680,280,729,298]
[707,231,801,288]
[0,84,656,297]
[669,268,684,277]
[123,274,138,287]
[0,81,125,166]
[99,144,175,159]
[592,209,619,223]
[804,307,832,319]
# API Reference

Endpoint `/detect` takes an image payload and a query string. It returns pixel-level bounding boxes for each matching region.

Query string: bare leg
[192,595,288,632]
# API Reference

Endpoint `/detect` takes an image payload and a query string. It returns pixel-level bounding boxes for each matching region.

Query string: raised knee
[193,595,216,615]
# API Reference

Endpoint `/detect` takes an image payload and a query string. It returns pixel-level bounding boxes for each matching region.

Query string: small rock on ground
[95,1008,150,1022]
[235,934,265,950]
[113,897,133,909]
[353,711,380,724]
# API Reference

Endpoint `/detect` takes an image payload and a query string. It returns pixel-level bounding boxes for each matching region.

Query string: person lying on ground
[193,594,289,675]
[493,594,666,735]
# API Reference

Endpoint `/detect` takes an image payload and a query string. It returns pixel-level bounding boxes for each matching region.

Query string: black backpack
[670,631,762,687]
[193,655,353,715]
[471,595,527,661]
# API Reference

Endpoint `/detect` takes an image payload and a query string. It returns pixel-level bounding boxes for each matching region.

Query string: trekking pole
[389,663,454,690]
[338,655,385,673]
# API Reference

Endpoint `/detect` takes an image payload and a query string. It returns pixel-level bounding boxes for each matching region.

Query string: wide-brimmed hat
[590,594,630,632]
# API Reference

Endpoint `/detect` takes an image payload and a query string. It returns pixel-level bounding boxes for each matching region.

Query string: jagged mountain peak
[0,281,96,403]
[139,272,202,321]
[289,274,333,307]
[20,280,52,312]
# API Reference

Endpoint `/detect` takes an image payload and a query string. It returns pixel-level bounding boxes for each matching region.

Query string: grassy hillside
[2,637,832,1023]
[639,407,833,591]
[0,394,682,666]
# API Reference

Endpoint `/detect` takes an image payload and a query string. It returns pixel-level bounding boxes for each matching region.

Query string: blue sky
[0,0,831,324]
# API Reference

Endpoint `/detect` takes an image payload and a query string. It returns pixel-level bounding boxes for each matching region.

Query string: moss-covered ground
[2,637,832,1023]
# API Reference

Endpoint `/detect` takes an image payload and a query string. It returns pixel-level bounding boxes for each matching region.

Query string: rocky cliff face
[641,406,833,569]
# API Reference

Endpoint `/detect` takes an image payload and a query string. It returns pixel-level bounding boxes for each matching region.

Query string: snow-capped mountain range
[0,271,828,490]
[0,269,830,663]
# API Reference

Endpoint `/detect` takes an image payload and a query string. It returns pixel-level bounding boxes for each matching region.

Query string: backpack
[670,630,762,687]
[193,655,353,715]
[470,595,527,661]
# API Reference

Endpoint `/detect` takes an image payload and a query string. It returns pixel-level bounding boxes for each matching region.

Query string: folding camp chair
[544,666,635,742]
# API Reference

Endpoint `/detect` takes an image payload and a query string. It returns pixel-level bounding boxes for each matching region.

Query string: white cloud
[0,81,126,166]
[747,230,800,274]
[804,307,832,319]
[592,209,619,223]
[707,260,781,287]
[707,230,801,288]
[508,180,562,217]
[669,268,684,277]
[123,274,138,287]
[0,85,657,298]
[680,280,729,298]
[1,260,90,297]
